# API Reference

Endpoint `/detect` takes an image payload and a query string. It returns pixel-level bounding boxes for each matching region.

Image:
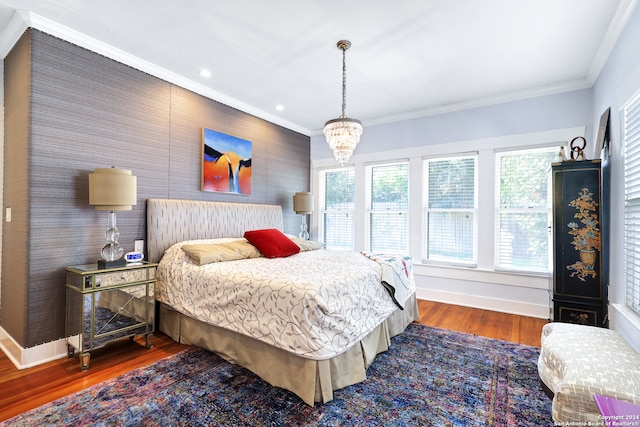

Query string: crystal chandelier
[323,40,362,165]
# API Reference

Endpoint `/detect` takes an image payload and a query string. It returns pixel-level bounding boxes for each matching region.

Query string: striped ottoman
[538,322,640,423]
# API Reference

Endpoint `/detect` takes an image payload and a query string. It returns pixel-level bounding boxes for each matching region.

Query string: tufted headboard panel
[146,198,284,263]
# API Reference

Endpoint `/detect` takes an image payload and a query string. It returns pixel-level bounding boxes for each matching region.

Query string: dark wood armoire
[551,159,609,327]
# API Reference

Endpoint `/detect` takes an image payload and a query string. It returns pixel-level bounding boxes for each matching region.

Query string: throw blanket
[362,253,414,310]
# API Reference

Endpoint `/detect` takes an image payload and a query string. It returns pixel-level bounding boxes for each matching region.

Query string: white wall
[0,59,3,311]
[311,6,640,349]
[591,2,640,351]
[311,88,591,319]
[312,89,593,160]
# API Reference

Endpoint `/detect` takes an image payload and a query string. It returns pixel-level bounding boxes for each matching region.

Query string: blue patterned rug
[2,324,552,426]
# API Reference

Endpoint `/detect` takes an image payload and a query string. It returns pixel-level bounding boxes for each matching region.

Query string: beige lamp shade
[293,192,313,214]
[89,167,137,211]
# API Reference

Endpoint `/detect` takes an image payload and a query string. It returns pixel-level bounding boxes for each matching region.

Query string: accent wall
[2,29,310,350]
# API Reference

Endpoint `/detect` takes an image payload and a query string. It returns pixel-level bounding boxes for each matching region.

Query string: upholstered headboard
[146,198,284,263]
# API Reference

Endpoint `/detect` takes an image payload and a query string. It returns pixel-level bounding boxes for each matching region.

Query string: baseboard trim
[415,288,549,319]
[0,326,67,370]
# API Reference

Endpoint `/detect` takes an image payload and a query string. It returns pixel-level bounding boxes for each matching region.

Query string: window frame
[364,160,410,253]
[624,89,640,317]
[422,154,478,267]
[311,127,581,292]
[318,166,356,251]
[493,146,558,274]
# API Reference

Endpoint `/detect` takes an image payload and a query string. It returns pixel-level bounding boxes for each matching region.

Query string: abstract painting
[201,128,252,194]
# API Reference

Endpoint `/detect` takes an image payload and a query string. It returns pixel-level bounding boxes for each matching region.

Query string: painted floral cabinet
[551,160,608,327]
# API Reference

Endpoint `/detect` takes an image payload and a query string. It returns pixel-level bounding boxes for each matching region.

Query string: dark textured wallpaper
[2,29,310,348]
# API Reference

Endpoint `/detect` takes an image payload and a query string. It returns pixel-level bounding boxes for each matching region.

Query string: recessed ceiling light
[276,104,284,111]
[199,69,211,78]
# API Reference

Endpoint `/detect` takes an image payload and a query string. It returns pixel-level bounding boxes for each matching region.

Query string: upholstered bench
[538,322,640,423]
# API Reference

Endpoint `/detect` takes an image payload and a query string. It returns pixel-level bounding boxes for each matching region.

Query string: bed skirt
[159,293,419,406]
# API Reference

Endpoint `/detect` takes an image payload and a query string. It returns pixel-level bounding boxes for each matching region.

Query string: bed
[147,198,419,405]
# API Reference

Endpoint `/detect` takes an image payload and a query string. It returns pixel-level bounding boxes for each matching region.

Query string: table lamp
[89,167,137,268]
[293,192,313,240]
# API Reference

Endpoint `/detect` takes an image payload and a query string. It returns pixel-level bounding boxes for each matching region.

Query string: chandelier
[323,40,362,165]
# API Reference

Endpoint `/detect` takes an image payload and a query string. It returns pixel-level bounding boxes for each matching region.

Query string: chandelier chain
[341,46,347,118]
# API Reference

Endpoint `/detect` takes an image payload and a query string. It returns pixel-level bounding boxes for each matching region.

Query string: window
[495,147,557,273]
[423,155,477,265]
[367,162,409,253]
[624,90,640,316]
[320,167,355,250]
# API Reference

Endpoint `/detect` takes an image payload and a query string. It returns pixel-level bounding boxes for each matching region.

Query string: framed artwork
[595,107,610,160]
[201,128,252,194]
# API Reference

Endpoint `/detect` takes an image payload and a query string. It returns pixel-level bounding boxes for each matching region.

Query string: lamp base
[299,216,310,240]
[97,259,127,269]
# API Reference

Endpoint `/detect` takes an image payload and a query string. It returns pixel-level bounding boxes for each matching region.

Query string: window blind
[624,91,640,316]
[367,162,409,253]
[321,168,355,250]
[423,156,477,265]
[495,147,556,273]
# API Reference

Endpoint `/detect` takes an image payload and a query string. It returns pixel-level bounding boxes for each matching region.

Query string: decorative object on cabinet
[201,128,252,195]
[558,146,568,162]
[323,40,363,166]
[551,160,608,327]
[89,167,137,268]
[569,136,587,160]
[65,262,157,370]
[293,192,313,240]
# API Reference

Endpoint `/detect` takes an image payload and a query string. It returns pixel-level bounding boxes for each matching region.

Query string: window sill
[413,262,551,290]
[611,303,640,330]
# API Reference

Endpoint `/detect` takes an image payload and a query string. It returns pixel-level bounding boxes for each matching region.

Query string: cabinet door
[552,165,602,301]
[554,300,604,326]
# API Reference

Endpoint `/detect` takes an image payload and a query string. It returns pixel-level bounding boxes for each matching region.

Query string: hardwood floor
[0,334,189,422]
[416,300,547,347]
[0,300,548,422]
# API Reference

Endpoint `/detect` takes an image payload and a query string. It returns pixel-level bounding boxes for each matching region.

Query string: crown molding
[0,10,310,136]
[0,9,30,59]
[311,79,592,135]
[311,126,586,167]
[587,0,638,84]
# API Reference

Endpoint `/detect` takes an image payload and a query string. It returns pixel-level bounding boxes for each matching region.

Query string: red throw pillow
[244,229,301,258]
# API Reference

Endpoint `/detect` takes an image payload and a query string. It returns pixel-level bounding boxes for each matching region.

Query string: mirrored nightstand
[65,262,157,370]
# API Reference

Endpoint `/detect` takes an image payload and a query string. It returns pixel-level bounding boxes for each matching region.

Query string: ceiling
[0,0,635,136]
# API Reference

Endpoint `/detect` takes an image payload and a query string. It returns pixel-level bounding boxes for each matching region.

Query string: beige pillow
[291,237,324,252]
[182,239,262,265]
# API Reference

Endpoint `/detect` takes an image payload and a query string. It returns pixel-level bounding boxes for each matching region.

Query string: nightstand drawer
[67,264,156,290]
[94,268,153,288]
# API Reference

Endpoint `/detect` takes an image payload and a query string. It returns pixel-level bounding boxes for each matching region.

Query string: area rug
[2,324,552,426]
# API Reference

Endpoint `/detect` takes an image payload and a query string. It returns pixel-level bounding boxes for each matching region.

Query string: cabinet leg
[80,352,90,371]
[146,333,153,349]
[67,344,75,359]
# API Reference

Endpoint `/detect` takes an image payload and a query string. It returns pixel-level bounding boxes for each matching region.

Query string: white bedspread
[156,239,415,360]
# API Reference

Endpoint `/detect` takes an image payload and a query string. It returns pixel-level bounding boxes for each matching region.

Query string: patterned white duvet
[156,239,414,360]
